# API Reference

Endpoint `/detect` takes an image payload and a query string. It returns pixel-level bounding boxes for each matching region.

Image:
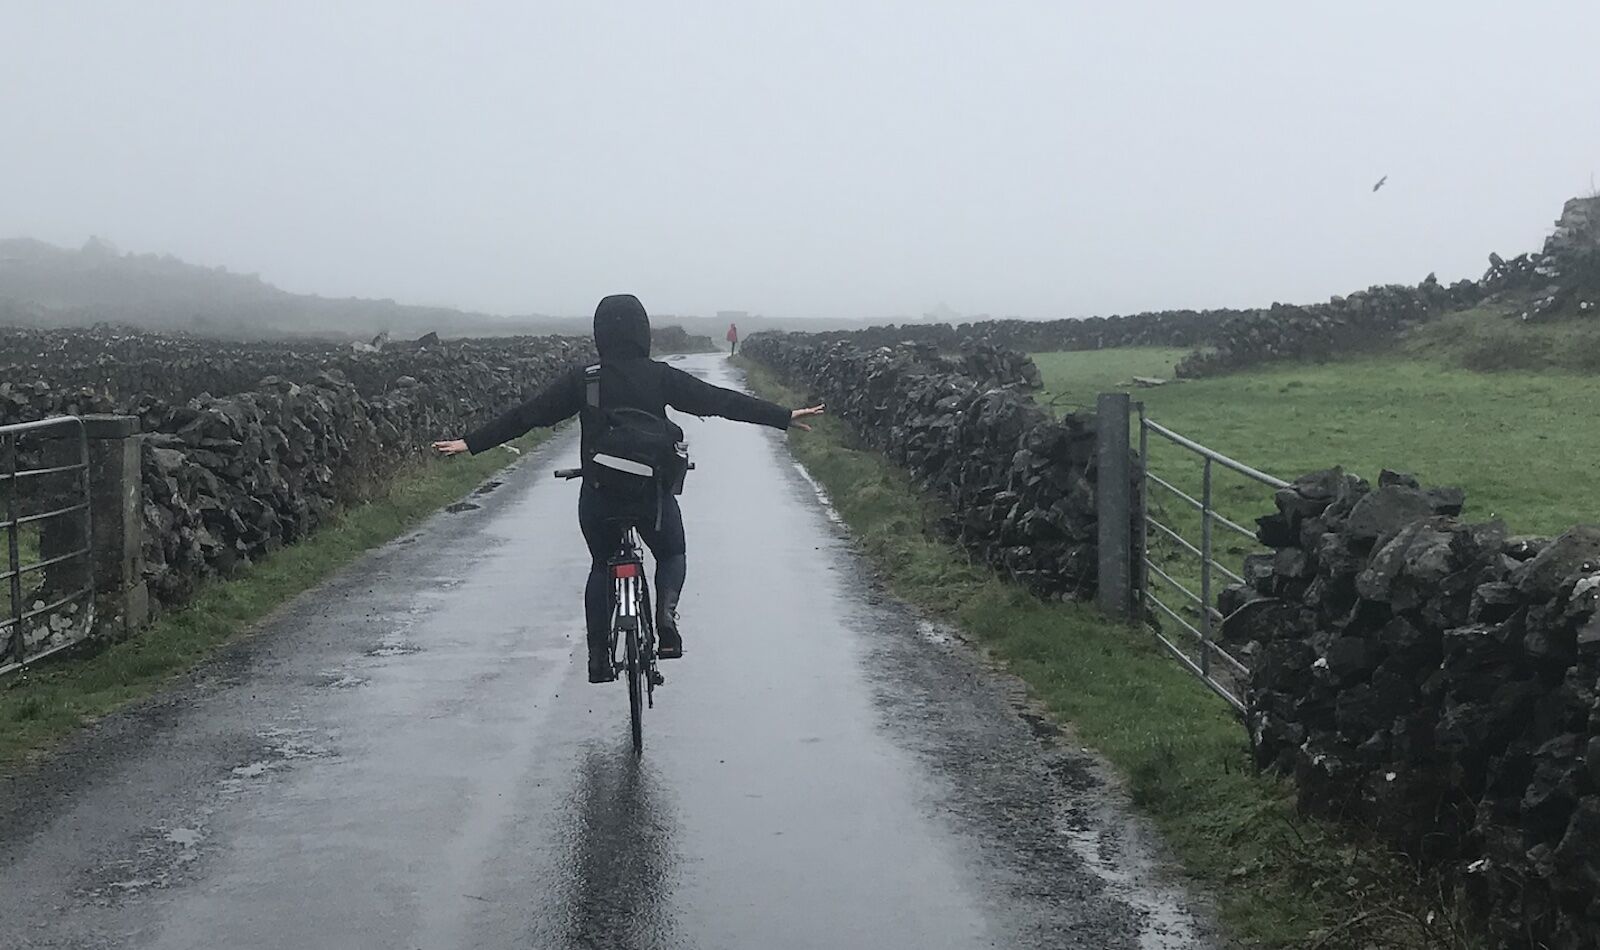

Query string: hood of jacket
[593,294,651,360]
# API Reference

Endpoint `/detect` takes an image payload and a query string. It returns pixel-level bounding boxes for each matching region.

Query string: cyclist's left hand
[790,405,826,431]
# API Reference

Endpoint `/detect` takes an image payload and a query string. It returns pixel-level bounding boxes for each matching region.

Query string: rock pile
[1481,251,1543,295]
[744,334,1112,597]
[1517,196,1600,322]
[1234,468,1600,947]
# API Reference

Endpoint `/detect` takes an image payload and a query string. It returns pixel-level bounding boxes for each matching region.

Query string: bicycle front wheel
[625,622,644,754]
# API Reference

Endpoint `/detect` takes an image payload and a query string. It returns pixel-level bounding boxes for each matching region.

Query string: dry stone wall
[793,309,1239,354]
[744,334,1111,598]
[0,326,589,419]
[758,275,1479,379]
[1172,277,1482,377]
[1234,469,1600,947]
[2,327,592,611]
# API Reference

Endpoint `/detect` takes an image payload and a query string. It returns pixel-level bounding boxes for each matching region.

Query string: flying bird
[1372,175,1388,193]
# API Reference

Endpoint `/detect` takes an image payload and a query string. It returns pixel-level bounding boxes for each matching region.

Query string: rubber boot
[656,559,685,659]
[587,629,615,683]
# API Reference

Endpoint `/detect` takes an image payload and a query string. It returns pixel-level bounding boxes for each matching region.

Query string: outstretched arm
[788,404,825,431]
[433,368,583,456]
[664,366,824,430]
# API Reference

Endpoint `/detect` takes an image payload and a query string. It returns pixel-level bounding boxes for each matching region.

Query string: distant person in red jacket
[726,323,738,355]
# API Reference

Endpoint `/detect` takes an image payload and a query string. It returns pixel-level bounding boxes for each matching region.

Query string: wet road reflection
[554,746,680,949]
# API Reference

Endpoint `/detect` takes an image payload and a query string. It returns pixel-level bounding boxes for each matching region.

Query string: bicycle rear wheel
[625,622,644,753]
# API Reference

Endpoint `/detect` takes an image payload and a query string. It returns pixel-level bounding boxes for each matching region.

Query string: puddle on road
[231,761,276,779]
[84,819,215,903]
[444,501,481,513]
[1061,820,1202,950]
[162,827,207,868]
[365,642,423,657]
[313,671,368,688]
[473,479,504,496]
[1015,709,1059,741]
[219,730,339,794]
[81,725,340,905]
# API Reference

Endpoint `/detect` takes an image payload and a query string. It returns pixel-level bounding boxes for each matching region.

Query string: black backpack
[582,365,689,495]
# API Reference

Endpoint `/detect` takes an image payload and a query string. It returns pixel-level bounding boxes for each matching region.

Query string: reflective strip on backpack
[592,453,654,477]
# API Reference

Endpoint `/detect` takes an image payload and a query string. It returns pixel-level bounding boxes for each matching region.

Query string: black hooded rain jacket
[463,295,791,459]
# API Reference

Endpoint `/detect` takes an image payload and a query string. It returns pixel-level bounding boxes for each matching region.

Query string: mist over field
[3,1,1598,331]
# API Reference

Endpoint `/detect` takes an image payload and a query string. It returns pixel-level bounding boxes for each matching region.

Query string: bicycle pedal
[650,671,665,686]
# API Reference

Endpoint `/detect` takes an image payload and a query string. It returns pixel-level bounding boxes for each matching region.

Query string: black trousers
[578,481,686,650]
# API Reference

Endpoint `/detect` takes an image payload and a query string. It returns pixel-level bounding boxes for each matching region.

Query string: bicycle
[555,467,664,754]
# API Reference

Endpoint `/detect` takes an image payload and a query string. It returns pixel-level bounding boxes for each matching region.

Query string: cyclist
[433,294,823,683]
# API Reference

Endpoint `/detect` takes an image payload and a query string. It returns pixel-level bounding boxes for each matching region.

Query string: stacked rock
[1173,278,1481,377]
[0,325,594,611]
[745,334,1108,597]
[1233,468,1600,947]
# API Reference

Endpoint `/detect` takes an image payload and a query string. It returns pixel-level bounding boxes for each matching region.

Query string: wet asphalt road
[0,356,1215,950]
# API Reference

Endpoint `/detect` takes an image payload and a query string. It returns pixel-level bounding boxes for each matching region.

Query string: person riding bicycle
[433,294,823,684]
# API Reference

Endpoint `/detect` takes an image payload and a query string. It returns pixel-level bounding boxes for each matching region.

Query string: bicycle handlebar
[552,463,694,481]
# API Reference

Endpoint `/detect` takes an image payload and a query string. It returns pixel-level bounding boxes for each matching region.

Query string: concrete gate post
[1095,393,1134,620]
[83,415,149,640]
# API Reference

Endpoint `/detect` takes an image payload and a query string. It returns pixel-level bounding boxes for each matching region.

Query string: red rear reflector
[612,563,639,579]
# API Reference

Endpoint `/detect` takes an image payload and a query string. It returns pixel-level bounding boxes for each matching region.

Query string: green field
[1036,325,1600,538]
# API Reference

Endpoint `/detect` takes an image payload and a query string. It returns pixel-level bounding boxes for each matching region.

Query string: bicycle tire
[638,580,657,707]
[626,621,644,754]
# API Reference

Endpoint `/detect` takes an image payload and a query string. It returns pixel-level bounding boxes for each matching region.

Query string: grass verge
[739,357,1463,949]
[0,434,548,767]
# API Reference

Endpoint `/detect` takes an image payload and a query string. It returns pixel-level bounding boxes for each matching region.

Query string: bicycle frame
[608,530,647,644]
[555,467,660,753]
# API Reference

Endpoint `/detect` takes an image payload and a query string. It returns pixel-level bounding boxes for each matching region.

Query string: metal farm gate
[1136,408,1287,712]
[1,417,94,675]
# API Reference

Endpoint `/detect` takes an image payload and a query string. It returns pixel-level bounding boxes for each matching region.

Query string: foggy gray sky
[4,2,1599,320]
